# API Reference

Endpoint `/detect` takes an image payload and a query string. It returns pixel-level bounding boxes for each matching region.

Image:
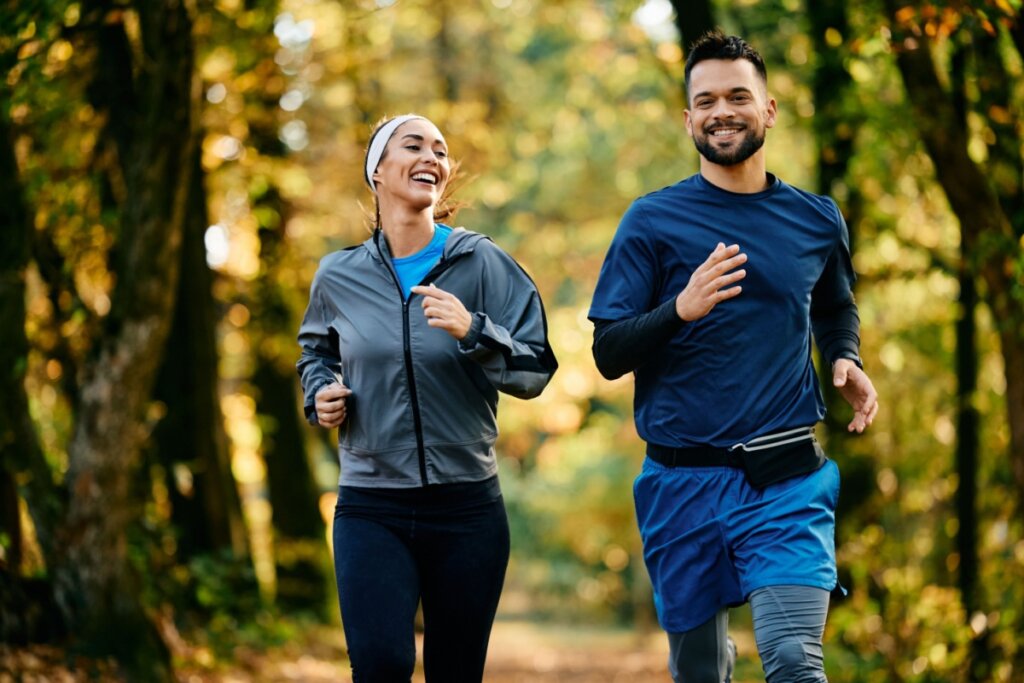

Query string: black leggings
[332,479,510,682]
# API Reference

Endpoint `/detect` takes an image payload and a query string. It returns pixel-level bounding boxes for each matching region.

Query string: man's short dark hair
[684,30,767,97]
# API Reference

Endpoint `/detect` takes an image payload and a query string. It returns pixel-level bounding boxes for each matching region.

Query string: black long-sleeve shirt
[592,297,861,381]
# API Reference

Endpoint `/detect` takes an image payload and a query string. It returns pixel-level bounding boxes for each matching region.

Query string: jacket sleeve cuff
[458,312,486,351]
[831,353,864,370]
[304,378,333,425]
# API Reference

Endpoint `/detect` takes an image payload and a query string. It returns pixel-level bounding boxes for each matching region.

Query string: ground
[1,617,766,682]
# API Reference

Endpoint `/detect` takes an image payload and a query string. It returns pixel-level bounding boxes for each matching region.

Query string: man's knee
[751,585,828,682]
[761,637,825,683]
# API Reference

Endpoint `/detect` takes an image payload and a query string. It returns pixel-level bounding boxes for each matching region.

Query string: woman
[297,114,557,682]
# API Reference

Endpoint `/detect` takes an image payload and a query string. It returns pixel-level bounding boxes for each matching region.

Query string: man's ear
[764,96,778,129]
[684,109,694,138]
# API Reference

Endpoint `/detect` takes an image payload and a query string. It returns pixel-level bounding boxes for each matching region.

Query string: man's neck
[699,155,771,194]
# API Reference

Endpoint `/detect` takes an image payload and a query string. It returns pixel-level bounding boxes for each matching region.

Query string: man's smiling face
[684,58,777,167]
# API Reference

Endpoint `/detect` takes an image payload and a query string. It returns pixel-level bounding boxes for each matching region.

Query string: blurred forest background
[1,0,1023,681]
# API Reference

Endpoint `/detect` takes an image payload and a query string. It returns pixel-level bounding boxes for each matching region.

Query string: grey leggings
[668,585,830,683]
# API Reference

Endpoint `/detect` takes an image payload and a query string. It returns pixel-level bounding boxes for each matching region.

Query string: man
[589,31,878,682]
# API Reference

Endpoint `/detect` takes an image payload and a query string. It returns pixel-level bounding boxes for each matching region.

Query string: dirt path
[2,620,763,682]
[183,620,677,682]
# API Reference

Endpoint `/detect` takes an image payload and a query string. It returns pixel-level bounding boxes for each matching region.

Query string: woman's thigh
[333,513,420,681]
[417,498,511,682]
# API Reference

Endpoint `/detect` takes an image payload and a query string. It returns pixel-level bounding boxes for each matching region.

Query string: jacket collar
[364,226,490,264]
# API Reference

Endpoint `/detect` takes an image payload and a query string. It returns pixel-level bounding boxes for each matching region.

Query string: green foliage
[501,433,647,625]
[186,552,263,616]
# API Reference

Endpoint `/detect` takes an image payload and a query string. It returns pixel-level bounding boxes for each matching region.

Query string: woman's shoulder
[318,239,372,270]
[450,229,545,296]
[310,244,373,294]
[449,227,522,268]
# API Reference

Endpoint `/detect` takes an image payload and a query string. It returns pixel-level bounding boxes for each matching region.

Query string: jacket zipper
[400,297,430,486]
[381,241,471,487]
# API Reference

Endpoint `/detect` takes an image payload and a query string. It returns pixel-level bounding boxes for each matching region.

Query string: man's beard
[693,126,765,166]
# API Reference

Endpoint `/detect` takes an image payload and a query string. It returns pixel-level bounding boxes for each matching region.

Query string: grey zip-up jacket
[297,227,557,488]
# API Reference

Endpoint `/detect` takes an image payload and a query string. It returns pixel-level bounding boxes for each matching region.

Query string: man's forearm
[592,299,686,380]
[812,301,861,367]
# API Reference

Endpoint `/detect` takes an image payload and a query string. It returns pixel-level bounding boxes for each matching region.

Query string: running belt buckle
[728,426,825,489]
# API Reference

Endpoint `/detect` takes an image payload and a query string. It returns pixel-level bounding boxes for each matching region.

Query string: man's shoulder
[772,178,840,217]
[633,174,700,204]
[623,175,702,225]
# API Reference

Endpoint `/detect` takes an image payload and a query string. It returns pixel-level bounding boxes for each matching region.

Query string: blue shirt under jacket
[588,173,857,448]
[391,224,453,299]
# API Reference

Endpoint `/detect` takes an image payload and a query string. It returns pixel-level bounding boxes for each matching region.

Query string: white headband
[364,114,425,192]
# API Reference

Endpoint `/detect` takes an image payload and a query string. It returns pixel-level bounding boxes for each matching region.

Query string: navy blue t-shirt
[589,173,856,448]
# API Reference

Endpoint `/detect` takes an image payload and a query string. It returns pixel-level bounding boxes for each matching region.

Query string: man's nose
[711,99,735,118]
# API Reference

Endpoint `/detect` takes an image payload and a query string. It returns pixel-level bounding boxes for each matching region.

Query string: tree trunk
[253,358,329,612]
[436,0,460,103]
[885,5,1024,513]
[0,469,20,572]
[54,1,197,678]
[808,0,862,436]
[669,0,716,105]
[957,263,985,678]
[0,78,63,591]
[251,187,329,613]
[808,1,857,202]
[803,2,882,578]
[242,34,332,610]
[150,151,249,563]
[947,36,989,681]
[971,31,1024,526]
[670,0,716,62]
[0,98,34,574]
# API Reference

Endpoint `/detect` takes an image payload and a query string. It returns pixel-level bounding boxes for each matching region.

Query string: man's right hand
[675,242,748,322]
[315,382,352,428]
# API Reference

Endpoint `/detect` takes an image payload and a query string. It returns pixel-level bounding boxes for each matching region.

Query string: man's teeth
[412,173,437,184]
[712,129,740,136]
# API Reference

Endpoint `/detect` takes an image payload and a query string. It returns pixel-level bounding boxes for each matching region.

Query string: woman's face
[372,118,450,213]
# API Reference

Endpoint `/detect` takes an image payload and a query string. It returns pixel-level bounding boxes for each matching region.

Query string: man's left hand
[833,358,879,433]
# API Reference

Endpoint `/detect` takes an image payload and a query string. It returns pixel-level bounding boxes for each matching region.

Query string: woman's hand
[315,382,352,428]
[411,284,473,340]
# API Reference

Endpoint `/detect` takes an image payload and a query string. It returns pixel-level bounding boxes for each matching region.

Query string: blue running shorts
[634,457,840,633]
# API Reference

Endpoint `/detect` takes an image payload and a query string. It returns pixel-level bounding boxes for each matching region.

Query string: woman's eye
[405,145,420,151]
[436,150,447,157]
